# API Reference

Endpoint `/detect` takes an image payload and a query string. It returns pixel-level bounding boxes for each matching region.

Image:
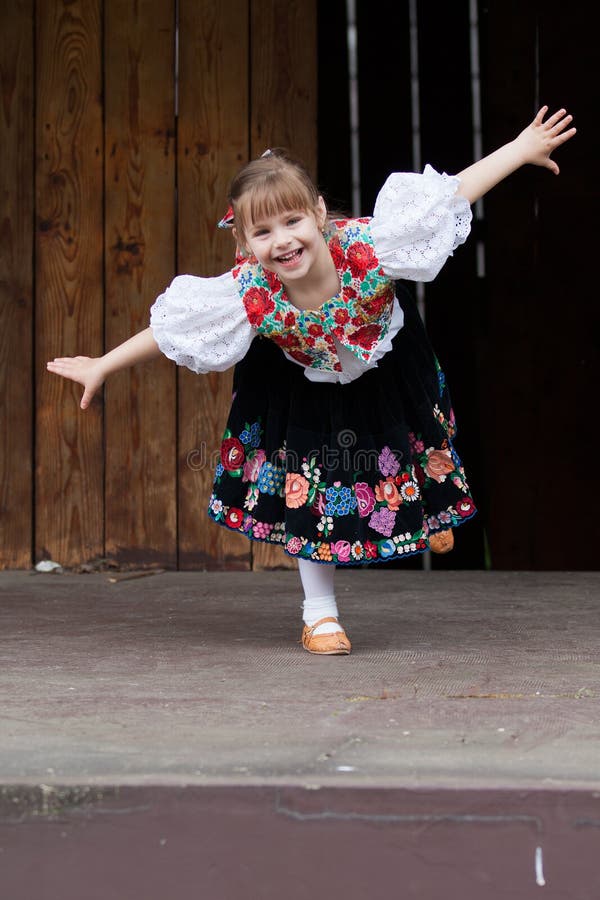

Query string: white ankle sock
[297,559,343,636]
[303,594,341,635]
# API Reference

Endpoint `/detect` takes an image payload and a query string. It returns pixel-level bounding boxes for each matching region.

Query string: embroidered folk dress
[150,165,477,566]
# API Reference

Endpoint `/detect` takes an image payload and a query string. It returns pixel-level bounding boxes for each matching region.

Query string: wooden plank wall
[0,1,34,569]
[0,0,316,571]
[104,0,177,568]
[177,0,251,570]
[1,1,594,571]
[35,1,104,565]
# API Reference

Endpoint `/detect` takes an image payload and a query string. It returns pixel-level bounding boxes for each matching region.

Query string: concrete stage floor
[2,569,600,899]
[1,569,598,790]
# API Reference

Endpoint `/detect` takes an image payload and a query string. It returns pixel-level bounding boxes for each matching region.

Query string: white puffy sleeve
[370,164,472,282]
[149,271,254,374]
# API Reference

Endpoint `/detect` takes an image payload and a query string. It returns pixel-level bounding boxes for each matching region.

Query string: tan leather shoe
[301,617,351,655]
[428,529,454,554]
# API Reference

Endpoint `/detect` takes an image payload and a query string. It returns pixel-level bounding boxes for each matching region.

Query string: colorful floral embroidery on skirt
[208,414,476,566]
[206,287,477,566]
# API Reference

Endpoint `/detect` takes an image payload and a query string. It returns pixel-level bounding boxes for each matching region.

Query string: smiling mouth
[276,248,303,264]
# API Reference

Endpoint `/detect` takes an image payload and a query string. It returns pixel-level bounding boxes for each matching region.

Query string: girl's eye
[287,217,301,225]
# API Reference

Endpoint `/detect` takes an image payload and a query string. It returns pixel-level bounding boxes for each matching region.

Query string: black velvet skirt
[207,285,476,566]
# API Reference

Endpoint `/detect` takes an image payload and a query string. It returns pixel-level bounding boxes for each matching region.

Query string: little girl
[47,106,575,656]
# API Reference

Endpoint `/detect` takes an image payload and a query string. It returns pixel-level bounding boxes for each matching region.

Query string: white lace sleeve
[149,271,254,374]
[370,164,472,282]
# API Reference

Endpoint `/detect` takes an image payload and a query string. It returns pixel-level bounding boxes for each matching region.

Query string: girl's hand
[515,106,576,174]
[46,356,106,410]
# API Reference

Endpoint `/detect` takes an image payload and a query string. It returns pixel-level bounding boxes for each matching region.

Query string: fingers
[80,390,93,410]
[535,105,575,126]
[544,107,567,129]
[46,356,90,377]
[47,355,91,364]
[47,357,79,370]
[47,358,93,397]
[554,126,577,145]
[46,360,79,380]
[537,106,576,137]
[549,113,574,135]
[532,107,576,167]
[46,355,104,410]
[47,360,67,374]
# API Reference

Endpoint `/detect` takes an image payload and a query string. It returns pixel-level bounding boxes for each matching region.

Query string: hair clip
[261,148,273,158]
[217,204,235,230]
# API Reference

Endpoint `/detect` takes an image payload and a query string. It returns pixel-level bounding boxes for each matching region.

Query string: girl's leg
[297,558,343,635]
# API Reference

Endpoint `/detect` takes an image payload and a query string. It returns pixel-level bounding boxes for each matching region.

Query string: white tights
[297,558,343,636]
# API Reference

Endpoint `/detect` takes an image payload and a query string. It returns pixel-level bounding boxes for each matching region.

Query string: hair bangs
[234,171,318,233]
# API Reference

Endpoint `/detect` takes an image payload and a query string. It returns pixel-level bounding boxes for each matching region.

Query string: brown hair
[228,150,321,240]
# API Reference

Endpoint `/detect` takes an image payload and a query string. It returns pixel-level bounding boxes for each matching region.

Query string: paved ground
[1,569,599,790]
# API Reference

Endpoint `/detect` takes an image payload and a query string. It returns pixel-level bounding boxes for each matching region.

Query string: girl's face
[241,197,328,284]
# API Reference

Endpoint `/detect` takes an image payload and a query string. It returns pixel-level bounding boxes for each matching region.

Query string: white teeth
[278,249,301,262]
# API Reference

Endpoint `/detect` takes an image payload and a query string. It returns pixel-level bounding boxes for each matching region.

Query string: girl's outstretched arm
[456,106,576,205]
[46,326,161,410]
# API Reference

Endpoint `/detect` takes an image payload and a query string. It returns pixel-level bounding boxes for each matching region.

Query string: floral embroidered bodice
[149,165,472,380]
[231,219,396,373]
